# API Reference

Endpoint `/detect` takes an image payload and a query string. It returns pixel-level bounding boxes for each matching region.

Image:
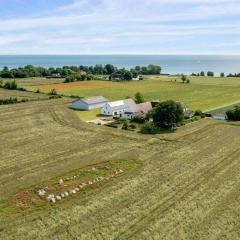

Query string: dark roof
[78,96,109,105]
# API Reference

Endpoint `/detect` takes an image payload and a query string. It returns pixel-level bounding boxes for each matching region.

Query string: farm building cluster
[71,96,191,122]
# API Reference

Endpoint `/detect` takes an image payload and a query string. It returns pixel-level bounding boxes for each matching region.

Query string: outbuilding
[101,99,135,116]
[71,96,109,110]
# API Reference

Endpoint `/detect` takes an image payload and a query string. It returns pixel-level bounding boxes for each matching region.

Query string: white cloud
[0,0,240,54]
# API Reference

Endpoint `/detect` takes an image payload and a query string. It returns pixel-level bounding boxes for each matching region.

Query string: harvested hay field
[1,100,240,239]
[0,88,48,101]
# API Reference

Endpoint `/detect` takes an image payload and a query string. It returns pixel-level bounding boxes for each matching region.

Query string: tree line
[0,64,161,79]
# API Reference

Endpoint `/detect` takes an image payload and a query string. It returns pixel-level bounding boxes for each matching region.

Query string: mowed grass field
[1,98,240,239]
[17,75,240,111]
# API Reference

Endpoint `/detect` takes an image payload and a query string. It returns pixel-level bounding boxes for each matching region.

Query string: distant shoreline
[1,55,240,75]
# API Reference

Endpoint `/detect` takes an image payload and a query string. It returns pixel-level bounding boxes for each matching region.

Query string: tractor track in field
[115,148,240,240]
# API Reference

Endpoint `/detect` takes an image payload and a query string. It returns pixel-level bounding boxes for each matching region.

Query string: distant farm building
[110,74,122,81]
[212,113,227,120]
[123,102,153,120]
[132,73,140,81]
[110,73,140,81]
[177,102,193,117]
[101,99,135,116]
[71,96,109,110]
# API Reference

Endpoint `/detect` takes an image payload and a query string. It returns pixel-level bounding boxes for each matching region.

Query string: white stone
[59,179,64,184]
[72,190,76,194]
[47,194,55,202]
[37,189,46,196]
[65,191,69,197]
[56,196,61,201]
[75,188,80,191]
[61,193,65,198]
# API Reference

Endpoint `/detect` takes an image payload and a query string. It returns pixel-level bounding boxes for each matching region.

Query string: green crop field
[17,76,240,112]
[1,97,240,239]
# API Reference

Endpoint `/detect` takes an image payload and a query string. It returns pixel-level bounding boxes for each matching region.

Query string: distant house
[132,73,140,81]
[71,96,109,110]
[101,99,135,116]
[212,113,227,120]
[111,74,122,80]
[123,102,153,119]
[177,102,193,117]
[101,75,110,80]
[110,73,140,81]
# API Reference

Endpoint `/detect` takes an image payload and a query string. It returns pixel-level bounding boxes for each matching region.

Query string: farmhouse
[110,73,140,81]
[101,99,135,116]
[123,102,153,120]
[71,96,109,110]
[132,73,140,81]
[111,74,122,80]
[177,102,193,117]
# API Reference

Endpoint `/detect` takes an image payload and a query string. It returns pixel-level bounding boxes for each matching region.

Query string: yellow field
[1,99,240,239]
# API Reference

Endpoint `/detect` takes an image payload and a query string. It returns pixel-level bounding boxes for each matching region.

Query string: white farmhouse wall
[122,113,133,119]
[101,104,128,116]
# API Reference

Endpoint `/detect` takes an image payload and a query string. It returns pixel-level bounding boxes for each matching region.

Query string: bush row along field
[1,99,240,239]
[15,75,240,111]
[0,88,49,101]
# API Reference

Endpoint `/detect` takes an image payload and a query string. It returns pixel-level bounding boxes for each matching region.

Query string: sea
[0,55,240,75]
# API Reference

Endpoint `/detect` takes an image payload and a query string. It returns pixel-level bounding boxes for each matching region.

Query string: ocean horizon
[0,54,240,75]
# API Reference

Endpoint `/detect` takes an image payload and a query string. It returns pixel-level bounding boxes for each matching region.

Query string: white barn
[101,99,135,116]
[71,96,109,110]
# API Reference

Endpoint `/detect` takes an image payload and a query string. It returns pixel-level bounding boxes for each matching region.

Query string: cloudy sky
[0,0,239,54]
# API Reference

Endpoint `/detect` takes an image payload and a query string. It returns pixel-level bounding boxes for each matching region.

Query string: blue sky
[0,0,240,54]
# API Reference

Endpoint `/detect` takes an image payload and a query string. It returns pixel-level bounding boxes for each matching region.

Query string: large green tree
[151,100,184,129]
[135,92,144,104]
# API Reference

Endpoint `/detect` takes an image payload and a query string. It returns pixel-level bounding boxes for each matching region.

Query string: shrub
[135,92,144,104]
[194,110,203,116]
[226,106,240,121]
[115,117,127,124]
[49,88,58,96]
[205,113,212,117]
[105,123,118,128]
[131,116,146,123]
[3,80,18,90]
[140,122,159,134]
[194,110,205,118]
[129,123,137,130]
[122,121,129,130]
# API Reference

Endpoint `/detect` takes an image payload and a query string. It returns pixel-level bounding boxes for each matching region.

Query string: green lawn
[74,108,101,121]
[18,76,240,111]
